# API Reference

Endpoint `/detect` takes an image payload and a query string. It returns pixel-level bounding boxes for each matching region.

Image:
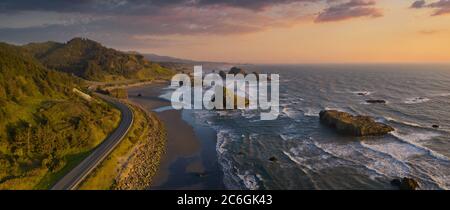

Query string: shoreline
[128,83,225,190]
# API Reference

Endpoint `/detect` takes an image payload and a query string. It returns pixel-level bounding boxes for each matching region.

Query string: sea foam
[404,97,430,104]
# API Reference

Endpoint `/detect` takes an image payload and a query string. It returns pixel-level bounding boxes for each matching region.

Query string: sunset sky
[1,0,450,64]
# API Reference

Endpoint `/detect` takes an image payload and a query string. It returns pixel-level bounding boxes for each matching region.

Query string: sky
[0,0,450,64]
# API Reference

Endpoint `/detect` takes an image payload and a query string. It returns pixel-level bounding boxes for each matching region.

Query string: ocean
[160,64,450,190]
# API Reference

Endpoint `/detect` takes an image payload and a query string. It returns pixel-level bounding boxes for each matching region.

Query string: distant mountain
[143,53,239,74]
[143,53,200,63]
[143,53,238,66]
[22,38,174,82]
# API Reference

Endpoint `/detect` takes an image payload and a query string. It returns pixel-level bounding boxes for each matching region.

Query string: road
[51,94,134,190]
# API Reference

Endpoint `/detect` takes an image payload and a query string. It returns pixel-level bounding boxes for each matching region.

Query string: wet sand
[127,83,224,190]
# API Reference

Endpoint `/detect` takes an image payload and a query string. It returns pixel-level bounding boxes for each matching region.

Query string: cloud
[0,1,317,38]
[0,0,384,49]
[418,29,440,35]
[0,4,312,48]
[411,0,427,8]
[0,0,320,14]
[410,0,450,16]
[315,0,382,22]
[429,0,450,15]
[0,11,108,29]
[196,0,320,11]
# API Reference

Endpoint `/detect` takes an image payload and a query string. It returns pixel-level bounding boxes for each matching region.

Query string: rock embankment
[319,110,394,137]
[113,106,166,190]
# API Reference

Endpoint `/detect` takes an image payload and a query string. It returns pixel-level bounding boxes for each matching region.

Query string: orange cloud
[410,0,450,16]
[315,0,383,22]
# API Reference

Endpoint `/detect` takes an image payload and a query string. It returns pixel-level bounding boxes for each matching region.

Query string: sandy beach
[127,83,225,190]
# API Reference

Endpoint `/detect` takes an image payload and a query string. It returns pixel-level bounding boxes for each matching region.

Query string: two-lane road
[51,94,134,190]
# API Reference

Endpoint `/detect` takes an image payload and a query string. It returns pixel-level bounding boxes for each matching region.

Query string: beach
[127,83,225,190]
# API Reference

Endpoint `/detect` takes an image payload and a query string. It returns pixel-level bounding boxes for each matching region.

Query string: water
[163,64,450,190]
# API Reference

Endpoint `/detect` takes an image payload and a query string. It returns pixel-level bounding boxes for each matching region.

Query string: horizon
[9,37,450,66]
[1,0,450,64]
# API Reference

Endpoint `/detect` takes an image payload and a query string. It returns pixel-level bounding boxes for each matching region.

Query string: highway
[51,94,134,190]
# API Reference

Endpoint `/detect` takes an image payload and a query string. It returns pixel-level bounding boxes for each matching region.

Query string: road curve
[51,94,134,190]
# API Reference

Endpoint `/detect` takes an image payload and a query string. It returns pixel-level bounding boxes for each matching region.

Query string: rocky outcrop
[391,177,419,190]
[218,67,264,81]
[357,92,368,96]
[212,86,249,109]
[366,99,386,104]
[319,110,394,136]
[197,172,208,178]
[219,67,246,79]
[268,156,278,162]
[219,70,227,79]
[228,67,246,75]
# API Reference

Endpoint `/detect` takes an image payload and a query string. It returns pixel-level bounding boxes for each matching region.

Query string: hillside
[22,38,174,82]
[0,43,120,189]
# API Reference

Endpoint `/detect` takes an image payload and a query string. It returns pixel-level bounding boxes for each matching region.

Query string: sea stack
[219,70,227,79]
[366,99,386,104]
[212,86,250,109]
[268,156,278,162]
[228,67,246,75]
[319,110,394,137]
[391,177,419,190]
[219,67,265,81]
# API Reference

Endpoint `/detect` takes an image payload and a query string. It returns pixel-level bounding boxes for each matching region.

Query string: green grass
[0,97,121,190]
[0,41,171,190]
[79,104,166,190]
[33,150,91,189]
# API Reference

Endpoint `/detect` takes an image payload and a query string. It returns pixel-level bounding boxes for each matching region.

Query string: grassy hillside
[22,38,174,82]
[0,43,120,189]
